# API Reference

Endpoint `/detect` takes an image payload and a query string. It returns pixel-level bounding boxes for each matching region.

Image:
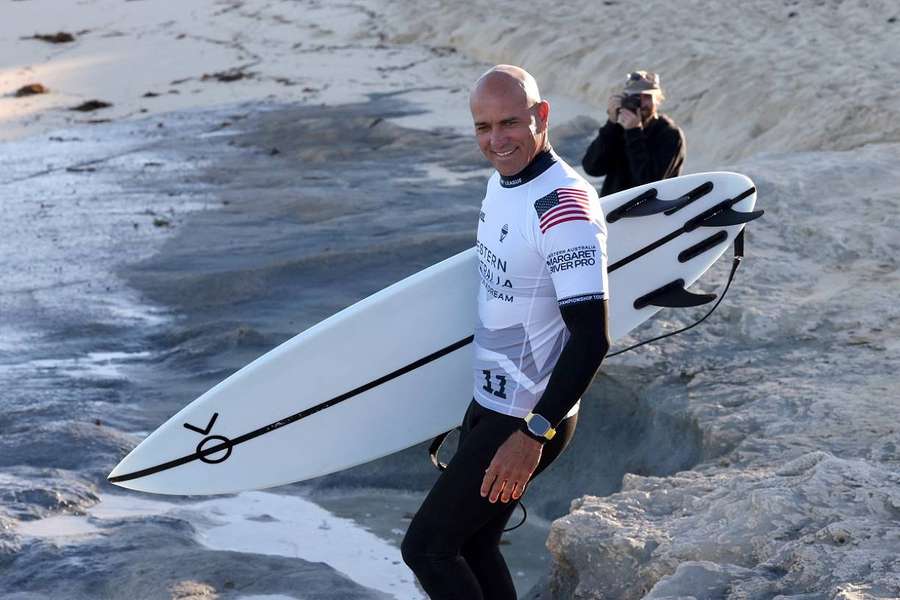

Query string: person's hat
[623,71,661,95]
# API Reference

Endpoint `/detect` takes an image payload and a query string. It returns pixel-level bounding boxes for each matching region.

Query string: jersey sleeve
[531,185,609,306]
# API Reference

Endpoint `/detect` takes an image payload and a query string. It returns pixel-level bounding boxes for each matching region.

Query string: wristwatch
[522,412,556,442]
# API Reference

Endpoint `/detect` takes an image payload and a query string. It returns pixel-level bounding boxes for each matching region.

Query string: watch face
[528,414,552,436]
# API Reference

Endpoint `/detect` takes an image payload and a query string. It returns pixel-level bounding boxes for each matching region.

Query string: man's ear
[536,100,550,131]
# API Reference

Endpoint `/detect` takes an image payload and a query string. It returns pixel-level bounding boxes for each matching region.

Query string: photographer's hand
[617,107,642,130]
[607,94,623,122]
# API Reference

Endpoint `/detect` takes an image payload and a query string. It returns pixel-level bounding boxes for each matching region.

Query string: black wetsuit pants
[401,399,577,600]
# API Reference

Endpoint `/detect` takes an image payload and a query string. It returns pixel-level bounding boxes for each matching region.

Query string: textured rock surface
[549,453,900,598]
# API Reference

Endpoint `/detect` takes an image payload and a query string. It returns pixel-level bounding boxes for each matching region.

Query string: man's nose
[490,129,507,149]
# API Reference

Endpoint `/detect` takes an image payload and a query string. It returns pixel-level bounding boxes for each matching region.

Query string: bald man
[401,66,610,599]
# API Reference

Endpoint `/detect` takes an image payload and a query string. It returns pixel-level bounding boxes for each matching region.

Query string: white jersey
[473,150,609,418]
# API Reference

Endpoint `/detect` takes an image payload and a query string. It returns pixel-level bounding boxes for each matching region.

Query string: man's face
[470,91,548,176]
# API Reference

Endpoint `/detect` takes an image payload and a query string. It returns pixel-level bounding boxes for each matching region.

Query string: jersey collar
[499,148,557,188]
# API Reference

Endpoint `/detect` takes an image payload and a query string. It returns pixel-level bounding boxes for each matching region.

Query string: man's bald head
[470,65,542,110]
[469,65,551,177]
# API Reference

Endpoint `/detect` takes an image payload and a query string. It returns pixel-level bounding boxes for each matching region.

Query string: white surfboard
[109,171,761,495]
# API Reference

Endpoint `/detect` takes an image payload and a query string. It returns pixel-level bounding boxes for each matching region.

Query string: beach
[2,0,899,599]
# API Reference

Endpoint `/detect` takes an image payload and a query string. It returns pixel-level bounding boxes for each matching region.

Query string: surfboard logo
[500,224,509,242]
[183,412,233,464]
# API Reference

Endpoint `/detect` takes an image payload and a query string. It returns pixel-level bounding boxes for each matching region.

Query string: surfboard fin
[700,207,765,227]
[606,181,714,223]
[633,279,717,310]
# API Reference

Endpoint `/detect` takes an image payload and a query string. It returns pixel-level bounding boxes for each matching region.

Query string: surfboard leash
[428,430,529,532]
[607,227,747,358]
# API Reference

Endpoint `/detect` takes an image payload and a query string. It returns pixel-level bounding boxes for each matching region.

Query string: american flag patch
[533,187,593,233]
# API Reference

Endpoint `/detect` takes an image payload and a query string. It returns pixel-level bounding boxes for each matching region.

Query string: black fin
[662,181,715,216]
[606,189,658,223]
[700,208,764,227]
[633,279,717,310]
[606,181,715,223]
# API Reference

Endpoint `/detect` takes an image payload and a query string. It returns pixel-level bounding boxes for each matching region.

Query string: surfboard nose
[107,462,133,489]
[106,440,181,494]
[106,457,187,495]
[107,453,149,492]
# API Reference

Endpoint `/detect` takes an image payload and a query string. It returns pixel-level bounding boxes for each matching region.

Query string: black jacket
[581,113,685,196]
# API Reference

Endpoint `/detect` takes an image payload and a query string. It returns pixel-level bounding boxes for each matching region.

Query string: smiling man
[401,65,611,600]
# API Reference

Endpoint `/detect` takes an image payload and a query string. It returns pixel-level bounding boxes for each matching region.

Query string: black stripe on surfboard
[108,334,475,483]
[608,187,756,274]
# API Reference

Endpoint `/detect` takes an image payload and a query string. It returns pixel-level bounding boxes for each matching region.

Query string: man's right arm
[581,121,623,176]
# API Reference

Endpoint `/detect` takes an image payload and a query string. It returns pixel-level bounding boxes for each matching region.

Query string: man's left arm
[526,297,610,429]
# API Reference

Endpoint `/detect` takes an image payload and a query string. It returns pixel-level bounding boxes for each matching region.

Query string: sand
[378,0,900,167]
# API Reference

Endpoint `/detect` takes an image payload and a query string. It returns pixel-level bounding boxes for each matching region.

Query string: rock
[70,100,112,112]
[15,84,48,97]
[0,421,135,475]
[543,453,900,598]
[0,467,99,521]
[28,32,75,43]
[643,561,753,598]
[201,69,253,83]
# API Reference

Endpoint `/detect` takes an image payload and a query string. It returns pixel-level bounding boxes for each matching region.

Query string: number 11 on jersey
[481,370,508,399]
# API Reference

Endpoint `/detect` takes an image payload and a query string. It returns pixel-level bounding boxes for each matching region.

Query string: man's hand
[617,106,642,130]
[480,430,543,503]
[606,93,623,122]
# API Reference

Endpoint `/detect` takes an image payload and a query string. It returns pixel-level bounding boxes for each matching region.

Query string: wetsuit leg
[401,400,576,600]
[459,502,517,599]
[461,405,577,599]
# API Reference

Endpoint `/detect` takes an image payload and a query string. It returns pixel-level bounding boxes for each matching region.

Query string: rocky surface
[545,452,900,599]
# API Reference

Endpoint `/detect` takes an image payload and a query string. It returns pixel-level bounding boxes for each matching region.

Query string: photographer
[582,71,685,196]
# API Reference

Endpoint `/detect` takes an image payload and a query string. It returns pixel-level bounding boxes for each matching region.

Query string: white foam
[16,492,423,600]
[0,350,153,381]
[16,514,103,543]
[188,491,424,600]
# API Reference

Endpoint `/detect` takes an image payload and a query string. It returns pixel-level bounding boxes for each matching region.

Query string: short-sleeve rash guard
[474,149,609,417]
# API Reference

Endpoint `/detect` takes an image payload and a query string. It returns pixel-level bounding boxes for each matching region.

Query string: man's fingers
[489,477,507,503]
[481,468,497,498]
[501,476,529,503]
[510,480,526,501]
[499,479,516,503]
